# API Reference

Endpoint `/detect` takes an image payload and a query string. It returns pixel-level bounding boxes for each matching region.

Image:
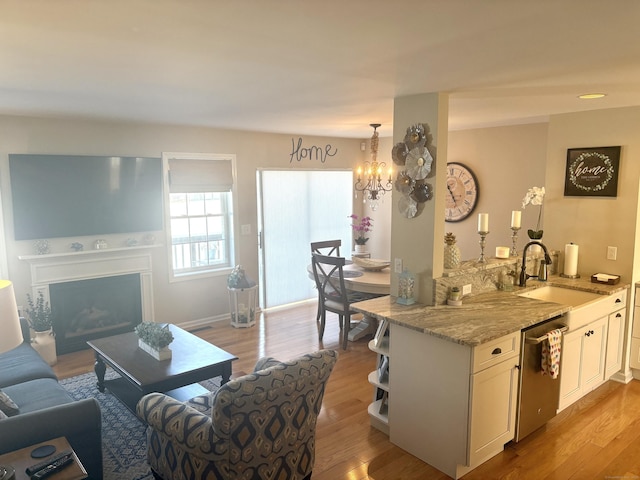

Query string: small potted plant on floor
[135,322,174,361]
[26,291,57,365]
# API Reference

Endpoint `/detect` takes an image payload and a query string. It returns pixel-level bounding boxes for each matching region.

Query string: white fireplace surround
[19,245,158,322]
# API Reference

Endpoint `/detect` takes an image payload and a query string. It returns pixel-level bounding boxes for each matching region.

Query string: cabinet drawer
[472,332,521,373]
[605,289,627,311]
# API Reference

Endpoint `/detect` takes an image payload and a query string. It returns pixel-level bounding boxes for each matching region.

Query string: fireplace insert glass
[50,274,143,354]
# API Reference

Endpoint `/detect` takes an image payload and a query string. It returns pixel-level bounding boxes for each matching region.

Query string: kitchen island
[352,277,629,479]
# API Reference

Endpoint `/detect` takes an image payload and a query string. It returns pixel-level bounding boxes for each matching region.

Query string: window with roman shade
[163,153,236,279]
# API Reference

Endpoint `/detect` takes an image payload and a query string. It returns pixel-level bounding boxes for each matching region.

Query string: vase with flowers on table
[350,214,373,257]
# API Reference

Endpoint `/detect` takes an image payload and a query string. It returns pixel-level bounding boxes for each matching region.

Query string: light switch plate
[462,284,472,295]
[607,246,617,260]
[394,258,403,273]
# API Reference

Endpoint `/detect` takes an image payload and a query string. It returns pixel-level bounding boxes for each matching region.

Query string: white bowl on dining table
[352,257,391,271]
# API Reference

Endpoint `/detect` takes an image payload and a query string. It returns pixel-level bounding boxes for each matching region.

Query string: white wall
[0,115,363,325]
[446,123,548,261]
[544,106,640,284]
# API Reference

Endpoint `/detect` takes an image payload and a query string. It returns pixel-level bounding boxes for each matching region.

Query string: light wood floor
[52,302,640,479]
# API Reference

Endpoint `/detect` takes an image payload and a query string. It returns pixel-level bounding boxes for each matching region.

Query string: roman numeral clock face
[445,162,479,222]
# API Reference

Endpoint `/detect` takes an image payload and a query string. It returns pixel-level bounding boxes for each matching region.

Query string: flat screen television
[9,154,163,241]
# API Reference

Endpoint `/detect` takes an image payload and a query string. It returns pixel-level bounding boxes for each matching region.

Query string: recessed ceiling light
[578,93,606,99]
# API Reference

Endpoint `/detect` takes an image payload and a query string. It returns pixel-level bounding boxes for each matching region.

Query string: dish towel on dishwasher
[541,329,563,379]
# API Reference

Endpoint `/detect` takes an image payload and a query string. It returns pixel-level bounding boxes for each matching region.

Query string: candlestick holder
[510,226,520,257]
[477,231,489,263]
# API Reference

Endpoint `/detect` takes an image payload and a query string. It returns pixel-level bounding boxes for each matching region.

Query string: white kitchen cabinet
[559,316,608,411]
[388,323,520,479]
[631,285,640,371]
[605,308,626,379]
[468,355,519,467]
[558,286,628,411]
[630,337,640,370]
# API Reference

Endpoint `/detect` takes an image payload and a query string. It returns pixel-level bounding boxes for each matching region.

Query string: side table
[0,437,87,480]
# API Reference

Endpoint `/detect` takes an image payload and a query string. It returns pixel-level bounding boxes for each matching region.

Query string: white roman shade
[168,158,233,193]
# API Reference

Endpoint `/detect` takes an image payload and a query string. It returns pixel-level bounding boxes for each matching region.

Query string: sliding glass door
[257,170,353,308]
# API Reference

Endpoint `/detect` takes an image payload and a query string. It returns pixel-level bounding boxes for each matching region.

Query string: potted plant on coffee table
[135,322,174,361]
[26,291,57,365]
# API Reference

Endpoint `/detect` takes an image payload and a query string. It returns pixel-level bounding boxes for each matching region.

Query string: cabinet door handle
[492,347,502,355]
[585,330,595,337]
[616,313,622,318]
[615,298,622,303]
[515,364,521,370]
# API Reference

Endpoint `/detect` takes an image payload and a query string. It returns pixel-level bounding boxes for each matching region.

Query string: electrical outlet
[462,284,472,296]
[394,258,403,273]
[607,246,617,260]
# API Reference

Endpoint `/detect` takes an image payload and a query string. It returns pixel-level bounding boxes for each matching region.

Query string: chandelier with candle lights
[354,124,392,211]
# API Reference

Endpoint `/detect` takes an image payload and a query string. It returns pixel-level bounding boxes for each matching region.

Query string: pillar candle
[564,243,579,276]
[478,213,489,233]
[511,210,521,229]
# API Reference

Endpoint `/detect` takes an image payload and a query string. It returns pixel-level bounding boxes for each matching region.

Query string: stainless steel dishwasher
[515,315,567,442]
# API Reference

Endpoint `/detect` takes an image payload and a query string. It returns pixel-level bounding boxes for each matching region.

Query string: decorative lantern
[397,269,416,305]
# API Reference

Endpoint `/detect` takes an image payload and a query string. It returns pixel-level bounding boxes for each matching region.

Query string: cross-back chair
[310,240,342,326]
[310,239,341,257]
[311,252,374,350]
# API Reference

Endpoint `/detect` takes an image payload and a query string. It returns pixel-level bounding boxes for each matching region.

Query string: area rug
[60,371,221,480]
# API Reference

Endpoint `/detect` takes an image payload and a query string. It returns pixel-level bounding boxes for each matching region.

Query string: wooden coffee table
[87,324,237,412]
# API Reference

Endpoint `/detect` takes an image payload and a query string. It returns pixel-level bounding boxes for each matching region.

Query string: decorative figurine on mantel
[444,232,461,269]
[33,239,50,255]
[71,242,84,252]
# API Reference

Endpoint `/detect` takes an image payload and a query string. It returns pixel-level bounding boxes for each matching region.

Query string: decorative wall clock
[445,162,479,222]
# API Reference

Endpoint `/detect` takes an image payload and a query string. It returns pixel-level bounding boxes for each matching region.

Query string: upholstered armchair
[136,349,338,480]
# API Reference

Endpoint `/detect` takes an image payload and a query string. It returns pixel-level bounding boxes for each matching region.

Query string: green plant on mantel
[26,291,53,332]
[134,322,174,349]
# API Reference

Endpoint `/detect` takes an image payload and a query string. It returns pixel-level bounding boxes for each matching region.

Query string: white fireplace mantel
[19,245,160,322]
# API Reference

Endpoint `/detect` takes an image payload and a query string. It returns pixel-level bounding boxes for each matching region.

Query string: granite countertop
[352,276,630,347]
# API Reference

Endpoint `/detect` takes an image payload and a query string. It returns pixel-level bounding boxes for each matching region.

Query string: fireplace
[19,245,157,356]
[50,274,142,354]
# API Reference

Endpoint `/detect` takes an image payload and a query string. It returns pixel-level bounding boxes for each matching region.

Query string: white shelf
[368,338,389,356]
[368,371,389,391]
[368,400,389,427]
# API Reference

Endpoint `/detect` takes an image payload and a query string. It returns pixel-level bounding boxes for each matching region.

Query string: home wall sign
[289,137,338,163]
[564,146,621,197]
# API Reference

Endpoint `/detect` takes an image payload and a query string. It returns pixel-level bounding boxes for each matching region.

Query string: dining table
[307,260,391,342]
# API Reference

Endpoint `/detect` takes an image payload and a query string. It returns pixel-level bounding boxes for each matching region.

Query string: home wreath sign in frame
[564,146,621,197]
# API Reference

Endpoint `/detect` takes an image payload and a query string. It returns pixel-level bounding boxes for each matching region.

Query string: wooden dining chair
[310,240,342,326]
[310,240,341,256]
[311,253,373,350]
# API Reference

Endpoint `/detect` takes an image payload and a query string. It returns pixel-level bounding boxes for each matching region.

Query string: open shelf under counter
[368,400,389,435]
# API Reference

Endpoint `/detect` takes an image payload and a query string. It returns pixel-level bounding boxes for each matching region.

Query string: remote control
[30,455,73,479]
[25,450,72,476]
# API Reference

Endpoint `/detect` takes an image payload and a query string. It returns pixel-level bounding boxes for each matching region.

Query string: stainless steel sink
[517,285,608,330]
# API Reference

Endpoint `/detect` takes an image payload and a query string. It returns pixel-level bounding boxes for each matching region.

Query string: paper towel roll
[564,243,579,277]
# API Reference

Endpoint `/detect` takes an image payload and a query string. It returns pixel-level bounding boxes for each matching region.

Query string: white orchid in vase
[522,186,545,239]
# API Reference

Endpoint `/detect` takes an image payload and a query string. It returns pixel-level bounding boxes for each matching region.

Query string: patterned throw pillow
[0,389,19,416]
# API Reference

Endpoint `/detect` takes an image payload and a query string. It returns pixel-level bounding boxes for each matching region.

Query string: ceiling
[1,1,639,138]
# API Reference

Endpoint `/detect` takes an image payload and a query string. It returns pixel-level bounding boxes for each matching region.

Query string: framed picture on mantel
[564,146,621,197]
